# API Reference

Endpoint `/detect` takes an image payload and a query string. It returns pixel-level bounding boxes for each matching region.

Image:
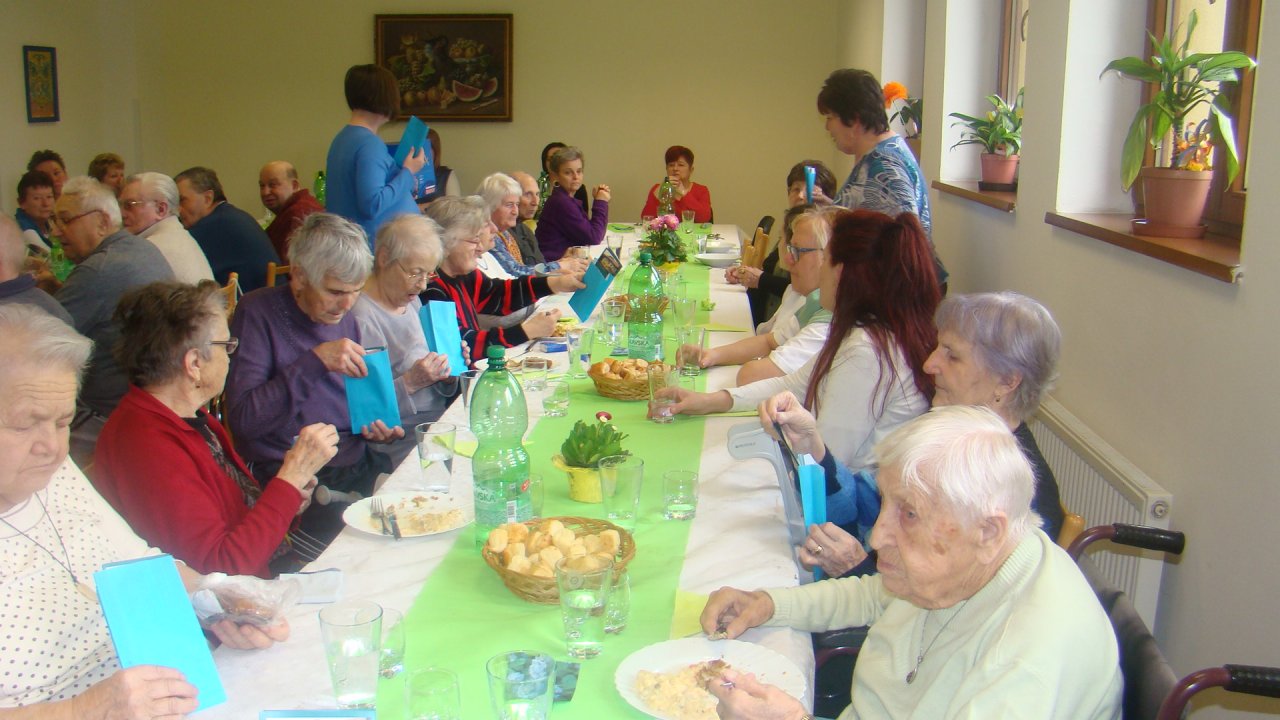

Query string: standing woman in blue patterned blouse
[817,69,948,289]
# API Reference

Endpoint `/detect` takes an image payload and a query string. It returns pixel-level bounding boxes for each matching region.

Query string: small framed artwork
[374,14,513,122]
[23,45,59,123]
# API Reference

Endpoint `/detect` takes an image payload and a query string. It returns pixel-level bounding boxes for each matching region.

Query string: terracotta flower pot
[552,454,601,503]
[1132,167,1212,238]
[980,153,1019,185]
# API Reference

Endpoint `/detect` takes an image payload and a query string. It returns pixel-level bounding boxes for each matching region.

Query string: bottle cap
[486,345,505,361]
[639,251,653,264]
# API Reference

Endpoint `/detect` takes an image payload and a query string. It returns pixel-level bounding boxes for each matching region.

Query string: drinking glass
[527,473,545,519]
[681,209,696,226]
[520,356,551,392]
[318,600,382,709]
[672,297,698,327]
[646,364,679,424]
[663,470,699,520]
[458,369,482,425]
[598,455,644,530]
[486,651,555,720]
[564,245,590,261]
[379,607,405,679]
[676,326,707,378]
[601,298,627,355]
[415,422,456,493]
[406,667,461,720]
[554,556,614,659]
[565,328,588,378]
[542,380,570,417]
[605,570,631,634]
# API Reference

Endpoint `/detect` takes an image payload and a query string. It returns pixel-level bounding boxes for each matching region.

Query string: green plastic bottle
[470,345,532,547]
[627,251,665,361]
[536,171,551,220]
[657,177,675,215]
[313,171,327,207]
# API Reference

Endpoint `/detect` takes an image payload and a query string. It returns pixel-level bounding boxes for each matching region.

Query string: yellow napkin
[706,409,760,418]
[670,589,711,639]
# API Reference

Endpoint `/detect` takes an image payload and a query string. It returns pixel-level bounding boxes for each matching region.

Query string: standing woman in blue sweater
[326,64,426,246]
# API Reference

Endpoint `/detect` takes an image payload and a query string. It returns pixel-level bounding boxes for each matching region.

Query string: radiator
[1030,396,1174,628]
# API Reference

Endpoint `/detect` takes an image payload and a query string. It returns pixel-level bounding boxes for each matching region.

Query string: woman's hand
[657,387,732,416]
[760,391,825,460]
[277,423,339,491]
[548,272,586,293]
[593,184,612,202]
[705,668,809,720]
[697,345,721,369]
[359,419,405,444]
[798,523,868,577]
[557,257,591,274]
[402,146,428,175]
[209,617,290,650]
[700,587,775,639]
[312,339,368,378]
[734,266,763,289]
[70,665,199,720]
[521,308,561,339]
[405,352,452,393]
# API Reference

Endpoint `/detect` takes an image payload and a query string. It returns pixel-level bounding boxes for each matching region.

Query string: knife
[386,508,402,540]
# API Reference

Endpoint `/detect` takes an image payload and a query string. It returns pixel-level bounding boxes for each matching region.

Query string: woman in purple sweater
[534,146,611,262]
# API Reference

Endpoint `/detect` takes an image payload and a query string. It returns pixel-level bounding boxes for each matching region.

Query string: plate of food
[615,637,806,720]
[342,491,470,538]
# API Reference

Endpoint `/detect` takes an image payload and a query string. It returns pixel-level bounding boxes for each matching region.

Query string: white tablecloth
[204,224,814,715]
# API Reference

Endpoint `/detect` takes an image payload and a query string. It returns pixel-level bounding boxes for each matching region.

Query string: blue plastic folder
[419,301,468,376]
[94,554,226,712]
[344,348,401,431]
[568,248,622,321]
[387,115,436,199]
[796,454,828,580]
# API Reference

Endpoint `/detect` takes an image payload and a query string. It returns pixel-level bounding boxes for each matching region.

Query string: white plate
[695,252,740,268]
[615,637,807,719]
[702,242,738,254]
[342,491,471,538]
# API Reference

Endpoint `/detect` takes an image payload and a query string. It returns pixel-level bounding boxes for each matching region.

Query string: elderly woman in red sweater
[93,280,338,577]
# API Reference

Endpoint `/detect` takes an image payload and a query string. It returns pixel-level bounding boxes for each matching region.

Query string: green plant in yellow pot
[552,420,629,503]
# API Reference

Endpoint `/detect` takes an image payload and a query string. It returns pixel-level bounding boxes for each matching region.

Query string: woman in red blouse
[422,196,584,362]
[640,145,714,222]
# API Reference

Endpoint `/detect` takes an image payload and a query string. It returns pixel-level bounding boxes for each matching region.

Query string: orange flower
[883,81,908,108]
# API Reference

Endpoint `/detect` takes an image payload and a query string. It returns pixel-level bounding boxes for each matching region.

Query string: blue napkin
[94,555,226,712]
[419,301,468,376]
[344,348,401,431]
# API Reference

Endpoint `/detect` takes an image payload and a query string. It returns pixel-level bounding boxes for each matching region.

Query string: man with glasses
[53,176,175,466]
[119,171,214,284]
[259,160,324,262]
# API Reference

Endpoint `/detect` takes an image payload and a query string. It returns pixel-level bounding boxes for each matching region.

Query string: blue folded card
[419,300,468,376]
[568,248,622,321]
[796,454,828,580]
[387,115,436,199]
[344,348,401,431]
[94,554,226,712]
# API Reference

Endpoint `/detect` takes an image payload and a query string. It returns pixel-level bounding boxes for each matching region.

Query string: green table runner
[381,263,715,717]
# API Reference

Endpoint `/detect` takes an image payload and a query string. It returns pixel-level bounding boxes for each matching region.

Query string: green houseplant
[552,420,629,503]
[1101,10,1255,235]
[948,89,1024,185]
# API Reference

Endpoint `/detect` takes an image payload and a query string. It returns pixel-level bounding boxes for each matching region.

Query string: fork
[370,497,391,536]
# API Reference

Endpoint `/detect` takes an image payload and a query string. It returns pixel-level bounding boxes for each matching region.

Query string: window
[998,0,1030,102]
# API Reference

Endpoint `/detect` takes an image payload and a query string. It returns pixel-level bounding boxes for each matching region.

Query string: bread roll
[583,534,602,553]
[507,554,532,574]
[487,527,509,552]
[528,531,551,553]
[600,529,621,554]
[507,523,530,543]
[502,542,526,565]
[540,545,565,568]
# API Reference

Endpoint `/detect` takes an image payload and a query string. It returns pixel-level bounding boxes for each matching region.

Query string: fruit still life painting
[376,14,513,122]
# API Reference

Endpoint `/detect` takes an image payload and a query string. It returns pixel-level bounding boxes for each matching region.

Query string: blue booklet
[94,554,226,712]
[344,348,402,431]
[568,247,622,321]
[386,116,437,199]
[796,454,828,580]
[419,300,469,376]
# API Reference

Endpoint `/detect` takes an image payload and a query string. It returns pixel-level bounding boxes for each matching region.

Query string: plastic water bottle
[470,345,532,547]
[536,171,551,219]
[313,171,327,206]
[627,252,664,361]
[657,177,675,216]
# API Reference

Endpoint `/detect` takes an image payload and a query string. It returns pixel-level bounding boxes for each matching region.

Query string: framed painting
[375,14,512,122]
[23,45,59,123]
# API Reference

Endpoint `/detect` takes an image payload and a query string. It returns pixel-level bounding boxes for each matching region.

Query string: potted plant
[1101,10,1255,237]
[551,420,629,503]
[948,89,1024,186]
[640,214,688,268]
[885,81,923,160]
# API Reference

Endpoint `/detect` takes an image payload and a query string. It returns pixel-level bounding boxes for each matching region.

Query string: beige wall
[930,1,1280,717]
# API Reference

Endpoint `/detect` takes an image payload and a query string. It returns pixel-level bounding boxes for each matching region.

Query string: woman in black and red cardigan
[421,196,584,362]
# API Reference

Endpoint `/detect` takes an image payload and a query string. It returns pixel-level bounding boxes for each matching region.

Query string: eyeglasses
[785,241,823,263]
[51,209,101,229]
[119,199,156,210]
[396,259,436,283]
[209,338,240,355]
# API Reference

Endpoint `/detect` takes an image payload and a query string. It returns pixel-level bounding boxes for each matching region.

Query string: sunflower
[882,81,908,108]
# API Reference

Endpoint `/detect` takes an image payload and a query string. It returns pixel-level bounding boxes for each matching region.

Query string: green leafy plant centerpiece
[641,214,688,266]
[553,420,629,503]
[948,89,1024,157]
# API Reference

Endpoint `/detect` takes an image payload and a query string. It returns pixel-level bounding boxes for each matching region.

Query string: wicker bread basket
[588,359,667,401]
[482,516,636,604]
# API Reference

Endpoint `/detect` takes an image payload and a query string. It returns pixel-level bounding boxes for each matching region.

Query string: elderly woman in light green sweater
[701,405,1122,720]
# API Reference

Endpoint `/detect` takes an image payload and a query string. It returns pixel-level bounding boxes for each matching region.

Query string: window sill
[1043,212,1242,284]
[932,180,1017,213]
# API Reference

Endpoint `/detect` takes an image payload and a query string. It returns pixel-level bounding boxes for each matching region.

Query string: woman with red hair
[663,209,939,524]
[640,145,713,222]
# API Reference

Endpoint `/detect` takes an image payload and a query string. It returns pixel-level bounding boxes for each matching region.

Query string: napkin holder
[726,423,813,583]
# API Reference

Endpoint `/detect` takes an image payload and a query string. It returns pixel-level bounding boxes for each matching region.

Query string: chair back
[1058,503,1086,549]
[221,272,240,317]
[756,215,776,237]
[266,262,290,287]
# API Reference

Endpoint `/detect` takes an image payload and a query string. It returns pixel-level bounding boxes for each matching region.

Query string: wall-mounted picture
[375,14,512,122]
[23,45,59,123]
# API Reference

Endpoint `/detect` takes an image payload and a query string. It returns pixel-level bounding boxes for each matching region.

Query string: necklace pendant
[906,669,917,684]
[76,581,99,604]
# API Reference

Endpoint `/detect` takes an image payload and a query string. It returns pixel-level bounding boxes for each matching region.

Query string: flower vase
[552,454,602,503]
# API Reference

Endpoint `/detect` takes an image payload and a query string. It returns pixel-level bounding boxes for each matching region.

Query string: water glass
[554,556,614,659]
[565,328,588,378]
[605,570,631,634]
[601,298,627,355]
[520,356,551,392]
[671,297,697,327]
[486,651,555,720]
[647,364,679,424]
[379,607,405,679]
[675,326,707,377]
[406,667,461,720]
[527,473,545,519]
[564,245,590,261]
[663,470,699,520]
[681,209,696,226]
[415,422,456,493]
[598,455,644,530]
[542,380,570,417]
[318,600,383,709]
[459,369,482,424]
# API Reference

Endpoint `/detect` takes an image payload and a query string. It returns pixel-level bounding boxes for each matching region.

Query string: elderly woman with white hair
[227,212,401,545]
[118,171,214,284]
[422,196,583,363]
[0,305,289,713]
[351,214,458,465]
[476,172,587,278]
[703,405,1122,720]
[764,291,1066,577]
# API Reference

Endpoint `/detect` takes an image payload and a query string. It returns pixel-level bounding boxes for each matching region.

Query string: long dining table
[203,223,815,718]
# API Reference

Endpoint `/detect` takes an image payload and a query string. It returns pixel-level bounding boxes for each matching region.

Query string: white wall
[931,1,1280,717]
